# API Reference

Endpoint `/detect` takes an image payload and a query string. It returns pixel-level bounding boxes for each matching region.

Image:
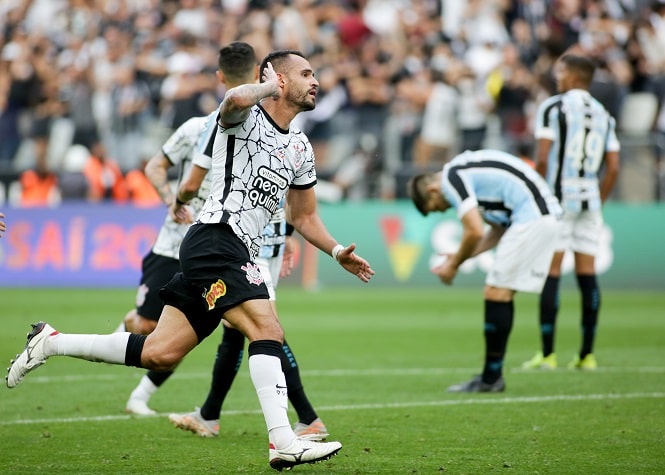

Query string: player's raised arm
[218,62,280,127]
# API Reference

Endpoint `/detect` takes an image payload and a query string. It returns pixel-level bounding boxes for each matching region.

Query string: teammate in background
[117,44,328,439]
[118,41,252,412]
[0,212,5,237]
[408,149,562,392]
[521,54,620,371]
[6,46,374,471]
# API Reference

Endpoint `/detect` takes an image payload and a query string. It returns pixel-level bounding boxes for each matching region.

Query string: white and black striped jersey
[151,112,216,259]
[534,89,620,212]
[441,150,562,227]
[198,104,316,258]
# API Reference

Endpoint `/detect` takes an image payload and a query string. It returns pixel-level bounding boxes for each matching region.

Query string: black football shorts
[135,251,181,321]
[160,223,270,342]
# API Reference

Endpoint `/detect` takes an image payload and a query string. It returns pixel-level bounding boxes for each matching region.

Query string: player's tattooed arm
[145,152,175,206]
[219,62,280,127]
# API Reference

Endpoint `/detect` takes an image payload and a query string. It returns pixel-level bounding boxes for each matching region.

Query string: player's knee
[135,318,158,335]
[124,312,158,335]
[141,350,180,372]
[140,341,182,371]
[484,286,513,302]
[252,316,283,342]
[122,310,137,330]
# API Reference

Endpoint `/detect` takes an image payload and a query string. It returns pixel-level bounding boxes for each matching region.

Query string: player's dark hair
[559,54,596,86]
[218,42,257,81]
[407,174,433,216]
[514,140,534,158]
[259,50,306,82]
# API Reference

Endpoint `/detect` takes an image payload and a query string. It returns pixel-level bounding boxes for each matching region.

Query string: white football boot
[269,438,342,471]
[6,322,55,388]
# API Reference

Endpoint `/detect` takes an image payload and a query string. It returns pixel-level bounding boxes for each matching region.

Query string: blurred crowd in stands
[2,0,665,207]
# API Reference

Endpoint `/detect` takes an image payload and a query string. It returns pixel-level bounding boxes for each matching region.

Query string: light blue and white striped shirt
[441,150,562,227]
[534,89,620,212]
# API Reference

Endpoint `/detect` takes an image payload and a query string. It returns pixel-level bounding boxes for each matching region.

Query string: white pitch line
[1,392,664,427]
[19,365,665,384]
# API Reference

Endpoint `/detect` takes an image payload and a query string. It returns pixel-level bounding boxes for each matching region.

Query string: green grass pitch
[1,287,664,474]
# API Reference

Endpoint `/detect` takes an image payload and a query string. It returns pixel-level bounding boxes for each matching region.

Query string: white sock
[129,374,158,402]
[249,353,294,449]
[47,332,130,365]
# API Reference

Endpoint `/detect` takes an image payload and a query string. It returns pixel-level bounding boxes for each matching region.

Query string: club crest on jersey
[292,142,306,169]
[204,279,227,310]
[241,262,264,285]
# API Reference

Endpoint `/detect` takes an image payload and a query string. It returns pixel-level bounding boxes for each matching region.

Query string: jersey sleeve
[456,196,479,219]
[533,97,558,141]
[191,113,218,171]
[192,150,212,170]
[162,118,202,166]
[290,131,317,189]
[441,168,478,219]
[605,116,621,152]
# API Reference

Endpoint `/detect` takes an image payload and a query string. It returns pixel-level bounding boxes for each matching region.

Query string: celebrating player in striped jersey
[408,149,562,392]
[120,44,327,443]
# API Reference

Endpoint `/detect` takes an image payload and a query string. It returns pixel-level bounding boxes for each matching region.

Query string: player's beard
[288,88,316,112]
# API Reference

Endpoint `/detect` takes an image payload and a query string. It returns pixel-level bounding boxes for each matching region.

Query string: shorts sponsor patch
[204,279,227,310]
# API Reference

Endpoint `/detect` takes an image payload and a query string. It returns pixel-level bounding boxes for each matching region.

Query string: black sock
[146,370,173,387]
[281,340,317,425]
[539,276,560,356]
[124,334,147,368]
[577,274,600,358]
[200,327,245,421]
[482,300,514,383]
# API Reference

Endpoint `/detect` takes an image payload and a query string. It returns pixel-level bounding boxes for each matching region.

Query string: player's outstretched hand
[336,243,375,283]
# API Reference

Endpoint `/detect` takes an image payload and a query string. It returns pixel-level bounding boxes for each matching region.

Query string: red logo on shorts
[205,279,227,310]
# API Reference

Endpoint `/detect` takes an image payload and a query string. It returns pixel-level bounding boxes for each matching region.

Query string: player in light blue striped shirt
[522,54,620,371]
[408,149,562,392]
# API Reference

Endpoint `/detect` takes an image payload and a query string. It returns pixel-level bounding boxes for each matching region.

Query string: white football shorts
[555,209,603,256]
[487,215,560,293]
